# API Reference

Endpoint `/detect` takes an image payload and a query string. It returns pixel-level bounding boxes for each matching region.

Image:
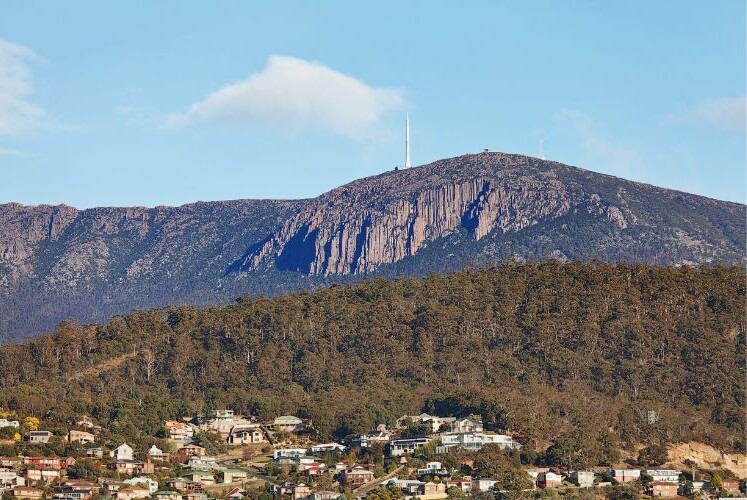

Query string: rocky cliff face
[0,152,744,341]
[239,169,579,274]
[235,153,744,275]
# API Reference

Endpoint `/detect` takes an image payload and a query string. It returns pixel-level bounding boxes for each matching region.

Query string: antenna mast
[405,113,411,169]
[539,135,546,160]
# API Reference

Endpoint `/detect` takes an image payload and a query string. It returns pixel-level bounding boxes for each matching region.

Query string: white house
[186,456,218,470]
[147,445,167,461]
[436,432,520,454]
[476,478,499,492]
[110,444,134,461]
[389,438,430,456]
[353,430,391,448]
[124,477,159,494]
[613,469,641,483]
[645,469,680,483]
[416,462,447,476]
[273,448,307,460]
[570,471,595,488]
[211,410,235,420]
[310,443,345,454]
[0,470,25,489]
[0,419,19,429]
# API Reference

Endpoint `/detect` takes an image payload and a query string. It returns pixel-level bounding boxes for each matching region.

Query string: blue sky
[1,1,744,208]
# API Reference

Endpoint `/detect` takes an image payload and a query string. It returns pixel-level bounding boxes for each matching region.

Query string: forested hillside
[0,262,743,463]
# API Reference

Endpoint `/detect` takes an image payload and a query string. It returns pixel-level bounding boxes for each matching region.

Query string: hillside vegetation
[0,262,743,464]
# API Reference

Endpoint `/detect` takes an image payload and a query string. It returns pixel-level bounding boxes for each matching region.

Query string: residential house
[649,482,678,497]
[27,431,52,444]
[297,461,326,476]
[538,471,563,489]
[645,469,680,483]
[273,415,303,432]
[67,430,95,444]
[220,469,248,483]
[109,444,134,461]
[310,443,345,454]
[84,447,103,458]
[24,456,75,470]
[417,462,447,476]
[56,479,100,500]
[475,478,499,492]
[0,471,25,489]
[423,481,447,497]
[185,455,218,470]
[273,448,307,460]
[273,482,311,499]
[164,420,194,441]
[680,481,710,495]
[227,425,264,445]
[123,477,158,494]
[176,445,206,463]
[386,479,426,495]
[309,491,342,500]
[396,414,455,433]
[116,485,151,500]
[612,469,641,483]
[446,477,472,494]
[0,419,19,429]
[343,466,375,487]
[352,430,391,448]
[11,486,44,499]
[75,417,96,430]
[436,432,520,454]
[165,478,202,493]
[720,479,741,496]
[211,410,235,420]
[389,438,430,456]
[184,472,215,486]
[182,494,208,500]
[99,480,124,496]
[106,460,154,475]
[570,471,595,488]
[225,488,247,500]
[0,457,23,468]
[148,445,167,461]
[25,468,60,483]
[153,491,182,500]
[451,417,483,433]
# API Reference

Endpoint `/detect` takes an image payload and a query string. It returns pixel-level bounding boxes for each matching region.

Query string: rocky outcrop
[0,203,78,263]
[239,173,580,275]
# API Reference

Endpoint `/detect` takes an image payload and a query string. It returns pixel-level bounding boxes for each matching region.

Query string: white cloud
[554,108,641,177]
[0,147,27,157]
[167,55,404,138]
[664,96,746,133]
[0,38,46,136]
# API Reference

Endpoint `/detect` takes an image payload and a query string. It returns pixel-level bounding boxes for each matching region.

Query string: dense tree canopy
[0,262,743,461]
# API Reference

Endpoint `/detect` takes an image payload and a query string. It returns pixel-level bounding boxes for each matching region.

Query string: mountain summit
[1,152,744,341]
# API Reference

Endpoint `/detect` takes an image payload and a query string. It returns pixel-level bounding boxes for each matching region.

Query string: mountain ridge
[0,152,744,341]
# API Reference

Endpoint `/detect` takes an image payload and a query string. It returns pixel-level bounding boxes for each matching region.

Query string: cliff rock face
[0,152,744,341]
[240,172,578,274]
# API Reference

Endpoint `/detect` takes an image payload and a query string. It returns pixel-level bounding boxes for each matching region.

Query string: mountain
[0,152,744,341]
